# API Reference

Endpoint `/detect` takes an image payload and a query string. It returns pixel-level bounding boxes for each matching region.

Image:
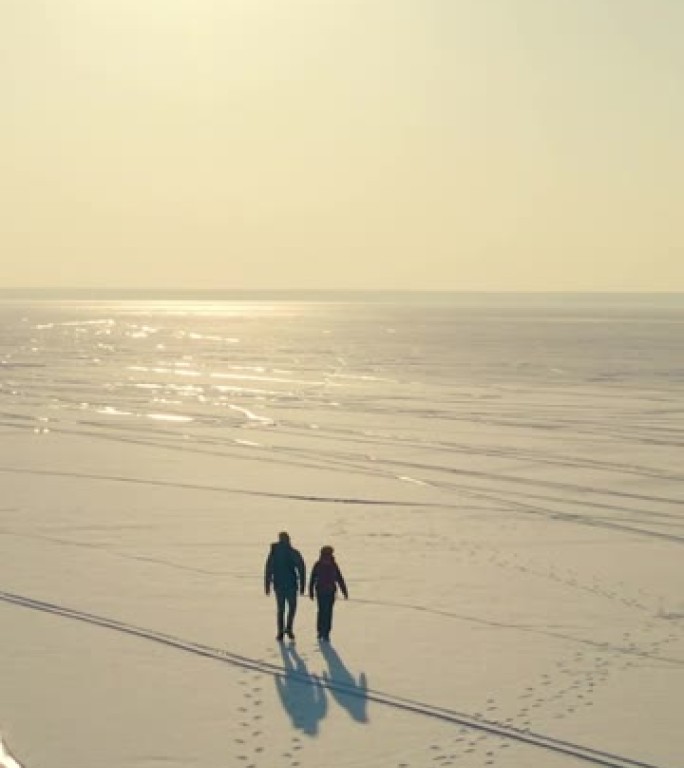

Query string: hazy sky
[1,1,682,290]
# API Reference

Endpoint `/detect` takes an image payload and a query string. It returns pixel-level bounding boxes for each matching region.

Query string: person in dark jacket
[264,531,306,641]
[308,545,348,642]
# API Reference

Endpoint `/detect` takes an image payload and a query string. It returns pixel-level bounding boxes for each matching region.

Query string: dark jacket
[264,541,306,593]
[309,554,348,599]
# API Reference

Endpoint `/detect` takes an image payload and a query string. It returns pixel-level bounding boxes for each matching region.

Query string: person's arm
[264,548,273,595]
[336,564,348,599]
[308,562,318,599]
[296,550,306,595]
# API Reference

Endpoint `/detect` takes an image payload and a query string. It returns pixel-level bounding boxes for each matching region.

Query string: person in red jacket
[308,545,348,642]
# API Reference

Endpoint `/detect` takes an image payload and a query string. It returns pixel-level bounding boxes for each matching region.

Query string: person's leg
[316,593,324,637]
[285,589,298,636]
[320,593,334,639]
[327,593,336,637]
[275,589,286,639]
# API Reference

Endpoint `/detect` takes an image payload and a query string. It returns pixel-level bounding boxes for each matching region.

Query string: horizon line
[1,288,683,295]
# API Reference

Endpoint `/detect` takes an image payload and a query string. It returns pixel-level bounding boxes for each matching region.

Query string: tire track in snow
[0,590,672,768]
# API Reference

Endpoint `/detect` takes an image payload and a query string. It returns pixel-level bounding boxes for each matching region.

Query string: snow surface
[0,297,682,768]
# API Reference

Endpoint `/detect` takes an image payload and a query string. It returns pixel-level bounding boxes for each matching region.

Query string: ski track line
[289,439,684,484]
[4,528,679,666]
[70,413,684,484]
[351,599,683,668]
[3,404,683,487]
[0,529,223,576]
[457,488,684,546]
[4,415,683,526]
[5,410,684,490]
[0,466,430,508]
[0,590,672,768]
[9,414,684,536]
[372,459,682,507]
[2,463,681,545]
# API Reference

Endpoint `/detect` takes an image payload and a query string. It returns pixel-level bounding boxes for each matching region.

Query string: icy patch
[97,406,132,416]
[146,413,194,423]
[397,475,429,486]
[227,404,274,424]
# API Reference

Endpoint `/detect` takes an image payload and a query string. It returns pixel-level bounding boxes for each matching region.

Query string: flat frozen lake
[1,295,682,768]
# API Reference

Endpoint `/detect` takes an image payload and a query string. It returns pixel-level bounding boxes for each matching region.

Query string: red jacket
[309,555,348,598]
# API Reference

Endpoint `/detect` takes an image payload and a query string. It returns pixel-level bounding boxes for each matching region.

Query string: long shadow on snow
[275,643,327,736]
[318,641,369,723]
[0,590,671,768]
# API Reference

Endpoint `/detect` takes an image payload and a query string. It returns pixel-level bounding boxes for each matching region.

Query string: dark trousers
[316,591,336,638]
[275,587,298,634]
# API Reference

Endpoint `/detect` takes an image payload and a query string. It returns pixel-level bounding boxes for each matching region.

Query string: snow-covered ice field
[1,295,682,768]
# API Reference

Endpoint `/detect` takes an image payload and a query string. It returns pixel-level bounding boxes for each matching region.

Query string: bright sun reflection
[74,301,315,318]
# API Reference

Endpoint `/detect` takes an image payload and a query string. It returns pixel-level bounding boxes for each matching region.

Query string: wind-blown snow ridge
[0,590,672,768]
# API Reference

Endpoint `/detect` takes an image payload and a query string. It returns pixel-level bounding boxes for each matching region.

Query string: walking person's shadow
[275,643,327,736]
[319,642,369,723]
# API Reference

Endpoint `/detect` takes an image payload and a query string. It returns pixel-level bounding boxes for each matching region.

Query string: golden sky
[1,1,682,290]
